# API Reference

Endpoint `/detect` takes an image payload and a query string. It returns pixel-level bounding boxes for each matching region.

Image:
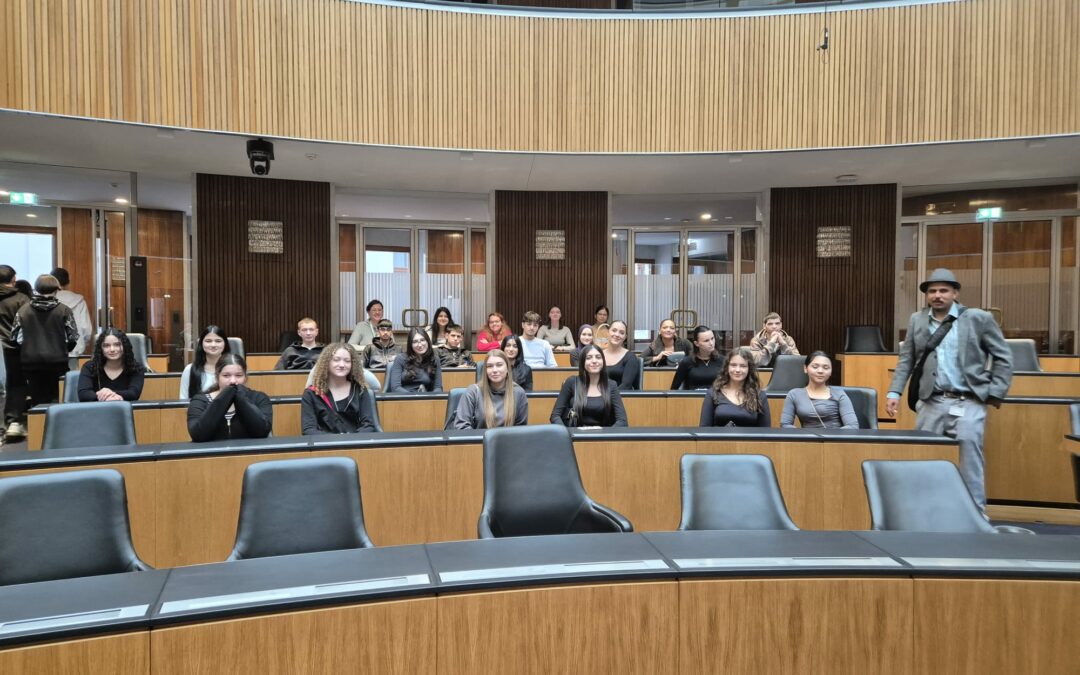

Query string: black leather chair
[42,401,136,450]
[764,354,808,393]
[843,325,888,353]
[678,454,799,531]
[0,469,152,586]
[227,457,374,561]
[63,370,81,403]
[477,425,632,538]
[838,386,878,430]
[277,330,297,353]
[228,337,246,359]
[444,387,468,430]
[1006,338,1041,371]
[126,332,153,373]
[862,460,1032,533]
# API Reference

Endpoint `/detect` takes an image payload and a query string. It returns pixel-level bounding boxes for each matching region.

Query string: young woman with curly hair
[301,342,377,434]
[77,328,145,401]
[700,347,770,427]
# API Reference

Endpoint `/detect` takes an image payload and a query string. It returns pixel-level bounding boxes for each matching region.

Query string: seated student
[641,319,693,367]
[591,304,610,328]
[436,323,474,368]
[550,344,628,428]
[700,348,770,427]
[451,349,529,429]
[519,311,557,368]
[749,312,800,367]
[537,306,575,352]
[348,299,384,350]
[275,317,324,370]
[780,351,859,429]
[77,329,145,402]
[362,319,401,370]
[386,328,443,393]
[671,325,723,390]
[500,334,533,392]
[476,312,511,352]
[602,320,640,390]
[569,324,594,367]
[187,354,273,442]
[180,325,231,400]
[427,306,454,346]
[301,343,377,434]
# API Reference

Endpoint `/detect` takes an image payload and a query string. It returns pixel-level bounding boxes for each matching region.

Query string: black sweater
[300,384,377,434]
[549,376,628,427]
[77,362,145,401]
[699,390,771,427]
[604,351,640,390]
[187,386,273,442]
[670,355,723,391]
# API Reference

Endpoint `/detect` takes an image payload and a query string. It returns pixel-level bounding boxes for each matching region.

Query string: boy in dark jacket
[0,265,31,439]
[436,324,474,368]
[275,317,325,370]
[12,274,78,409]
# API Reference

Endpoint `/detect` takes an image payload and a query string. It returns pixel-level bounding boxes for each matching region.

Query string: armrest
[591,501,634,533]
[993,525,1037,535]
[477,510,497,539]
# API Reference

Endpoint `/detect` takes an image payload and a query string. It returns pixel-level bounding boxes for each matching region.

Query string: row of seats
[0,425,1029,587]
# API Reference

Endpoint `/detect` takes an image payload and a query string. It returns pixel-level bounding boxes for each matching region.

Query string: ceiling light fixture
[0,190,8,196]
[27,213,37,218]
[700,213,712,220]
[114,197,129,204]
[835,174,859,183]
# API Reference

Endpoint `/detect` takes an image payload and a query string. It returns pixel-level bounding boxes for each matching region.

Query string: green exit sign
[8,192,38,205]
[976,207,1002,219]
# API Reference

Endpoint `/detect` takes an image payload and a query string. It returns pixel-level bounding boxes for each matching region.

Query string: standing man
[0,265,30,441]
[52,267,94,370]
[519,311,557,368]
[885,268,1012,511]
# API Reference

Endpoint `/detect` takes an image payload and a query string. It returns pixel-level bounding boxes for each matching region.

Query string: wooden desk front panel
[531,369,573,392]
[0,632,149,675]
[151,597,436,675]
[985,404,1077,504]
[643,369,676,391]
[441,368,476,391]
[441,443,484,542]
[1006,374,1080,397]
[1038,356,1080,373]
[246,372,309,397]
[680,578,913,675]
[244,354,280,371]
[378,398,446,432]
[438,582,678,675]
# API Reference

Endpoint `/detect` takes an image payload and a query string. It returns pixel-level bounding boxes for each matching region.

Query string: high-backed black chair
[42,401,136,450]
[227,457,374,561]
[838,386,879,430]
[678,454,799,531]
[1006,338,1041,371]
[843,325,888,353]
[63,370,81,403]
[277,330,297,353]
[764,354,808,393]
[0,469,152,586]
[478,425,632,538]
[862,460,1032,533]
[228,336,246,359]
[444,387,468,430]
[125,332,153,373]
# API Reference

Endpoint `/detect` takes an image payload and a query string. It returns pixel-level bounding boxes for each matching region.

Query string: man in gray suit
[885,268,1012,510]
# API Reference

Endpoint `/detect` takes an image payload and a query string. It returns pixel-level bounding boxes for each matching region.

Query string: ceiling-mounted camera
[247,138,275,176]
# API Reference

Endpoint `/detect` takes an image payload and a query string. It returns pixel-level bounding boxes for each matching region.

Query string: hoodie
[12,295,79,367]
[0,286,30,350]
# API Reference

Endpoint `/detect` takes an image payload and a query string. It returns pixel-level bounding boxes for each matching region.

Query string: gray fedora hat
[919,268,961,293]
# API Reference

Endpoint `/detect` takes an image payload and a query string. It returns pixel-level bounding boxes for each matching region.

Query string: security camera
[247,138,275,176]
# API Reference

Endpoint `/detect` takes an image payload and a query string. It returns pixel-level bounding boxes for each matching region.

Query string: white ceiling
[0,110,1077,219]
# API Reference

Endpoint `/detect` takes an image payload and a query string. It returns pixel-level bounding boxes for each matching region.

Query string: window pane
[1060,217,1077,354]
[686,231,734,352]
[897,223,920,343]
[611,230,630,340]
[0,231,54,280]
[991,220,1052,351]
[419,229,465,331]
[364,228,410,329]
[470,230,487,341]
[925,222,983,310]
[339,224,357,335]
[633,232,680,344]
[738,229,757,347]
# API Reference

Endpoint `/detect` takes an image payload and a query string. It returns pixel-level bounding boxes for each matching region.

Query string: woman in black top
[301,343,377,434]
[500,334,533,392]
[550,344,628,428]
[602,320,640,390]
[77,329,145,401]
[641,319,693,367]
[568,324,594,368]
[387,328,443,393]
[671,325,723,390]
[427,306,454,346]
[187,354,273,442]
[700,348,770,427]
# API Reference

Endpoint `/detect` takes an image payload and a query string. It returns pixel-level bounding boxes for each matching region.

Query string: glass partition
[633,232,681,342]
[1060,217,1077,353]
[419,229,466,329]
[991,220,1052,349]
[686,231,734,351]
[363,228,412,329]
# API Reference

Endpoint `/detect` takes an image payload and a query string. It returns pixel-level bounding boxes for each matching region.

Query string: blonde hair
[297,317,318,329]
[309,342,366,395]
[479,349,516,428]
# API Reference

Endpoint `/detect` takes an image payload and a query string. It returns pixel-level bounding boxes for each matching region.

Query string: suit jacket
[888,303,1012,403]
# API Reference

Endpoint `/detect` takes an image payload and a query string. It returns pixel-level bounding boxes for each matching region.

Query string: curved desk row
[1,532,1077,674]
[1,428,956,568]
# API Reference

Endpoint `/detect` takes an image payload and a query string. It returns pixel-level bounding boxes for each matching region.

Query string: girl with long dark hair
[537,306,575,351]
[780,351,859,429]
[180,325,231,399]
[77,328,145,401]
[187,353,273,441]
[499,334,533,392]
[670,325,723,390]
[700,348,769,427]
[602,320,640,390]
[427,306,454,346]
[550,344,628,428]
[387,328,443,393]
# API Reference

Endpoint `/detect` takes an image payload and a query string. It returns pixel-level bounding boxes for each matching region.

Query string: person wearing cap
[362,319,401,370]
[885,268,1012,511]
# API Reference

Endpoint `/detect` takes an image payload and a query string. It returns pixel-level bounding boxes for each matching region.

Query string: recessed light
[27,213,37,218]
[835,174,859,183]
[404,214,412,218]
[711,218,718,222]
[700,213,712,220]
[664,217,672,221]
[115,197,129,204]
[465,217,472,221]
[724,216,733,220]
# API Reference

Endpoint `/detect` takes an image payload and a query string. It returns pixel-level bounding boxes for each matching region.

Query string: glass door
[632,231,681,345]
[362,228,412,328]
[686,230,735,351]
[990,220,1052,350]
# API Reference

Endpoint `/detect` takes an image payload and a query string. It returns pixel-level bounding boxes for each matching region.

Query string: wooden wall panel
[493,191,607,334]
[195,173,331,353]
[59,207,96,332]
[1,0,1076,153]
[769,184,897,365]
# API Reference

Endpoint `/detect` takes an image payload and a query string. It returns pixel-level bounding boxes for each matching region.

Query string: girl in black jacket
[77,329,145,401]
[550,344,628,428]
[499,334,533,392]
[187,354,273,442]
[301,343,377,434]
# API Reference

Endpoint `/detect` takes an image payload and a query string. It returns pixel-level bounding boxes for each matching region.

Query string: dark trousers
[24,365,67,410]
[3,349,26,427]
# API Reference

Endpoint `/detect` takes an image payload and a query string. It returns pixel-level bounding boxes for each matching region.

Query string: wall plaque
[535,229,566,261]
[110,257,127,282]
[248,220,284,254]
[815,225,852,258]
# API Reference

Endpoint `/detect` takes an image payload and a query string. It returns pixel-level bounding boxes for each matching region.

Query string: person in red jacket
[475,312,511,352]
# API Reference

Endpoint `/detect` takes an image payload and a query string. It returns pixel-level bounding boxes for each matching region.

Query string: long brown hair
[479,349,517,428]
[711,347,763,413]
[309,342,366,395]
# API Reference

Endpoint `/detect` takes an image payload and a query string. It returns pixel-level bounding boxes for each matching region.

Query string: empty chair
[228,336,246,359]
[478,425,632,538]
[1006,338,1041,371]
[228,457,374,561]
[42,401,136,450]
[63,369,80,403]
[444,387,468,430]
[0,469,152,586]
[764,354,808,393]
[843,325,888,353]
[862,460,1031,533]
[678,454,799,531]
[277,330,297,354]
[838,386,879,430]
[125,332,153,373]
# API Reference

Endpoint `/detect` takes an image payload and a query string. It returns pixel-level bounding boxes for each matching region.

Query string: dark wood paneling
[426,231,464,275]
[196,174,331,352]
[60,207,96,332]
[494,191,607,333]
[138,208,187,354]
[902,184,1078,217]
[769,185,897,367]
[339,224,356,271]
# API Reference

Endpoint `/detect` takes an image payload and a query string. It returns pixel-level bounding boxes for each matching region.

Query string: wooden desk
[643,368,772,391]
[0,632,149,674]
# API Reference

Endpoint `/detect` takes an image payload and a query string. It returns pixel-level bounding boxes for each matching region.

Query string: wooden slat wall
[58,207,96,333]
[195,174,331,352]
[769,184,897,364]
[493,190,607,334]
[1,0,1076,153]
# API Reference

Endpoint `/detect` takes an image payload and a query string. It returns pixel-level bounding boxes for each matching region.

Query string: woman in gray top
[537,306,575,351]
[451,349,528,429]
[780,351,859,429]
[348,299,384,349]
